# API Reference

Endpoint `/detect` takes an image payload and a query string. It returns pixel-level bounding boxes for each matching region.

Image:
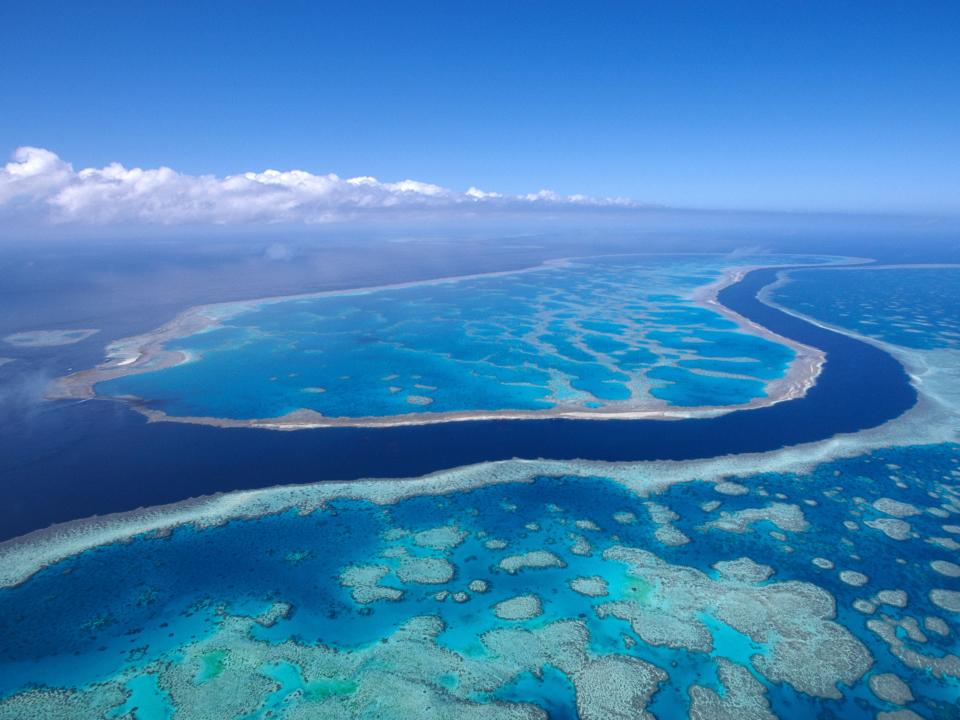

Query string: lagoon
[82,255,827,426]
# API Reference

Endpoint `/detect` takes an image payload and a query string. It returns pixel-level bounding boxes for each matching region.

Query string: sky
[1,0,959,224]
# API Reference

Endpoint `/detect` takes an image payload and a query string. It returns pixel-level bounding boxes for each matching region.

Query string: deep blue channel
[0,267,917,542]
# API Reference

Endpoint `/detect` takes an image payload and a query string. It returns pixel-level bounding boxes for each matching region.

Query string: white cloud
[0,147,639,226]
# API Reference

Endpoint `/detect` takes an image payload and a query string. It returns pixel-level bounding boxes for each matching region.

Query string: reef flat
[1,443,958,718]
[763,265,960,457]
[3,328,99,348]
[769,266,960,352]
[49,254,839,428]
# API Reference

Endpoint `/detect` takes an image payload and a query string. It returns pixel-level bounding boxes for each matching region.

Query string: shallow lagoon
[93,255,821,421]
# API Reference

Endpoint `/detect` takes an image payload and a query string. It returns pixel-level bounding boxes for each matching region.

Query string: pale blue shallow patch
[108,676,174,720]
[773,267,960,350]
[1,443,958,718]
[95,255,821,420]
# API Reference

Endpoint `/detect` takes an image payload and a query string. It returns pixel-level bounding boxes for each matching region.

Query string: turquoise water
[773,267,960,350]
[94,255,817,420]
[4,261,960,718]
[1,443,958,718]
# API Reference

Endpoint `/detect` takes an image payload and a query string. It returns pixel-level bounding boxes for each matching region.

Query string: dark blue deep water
[0,266,917,541]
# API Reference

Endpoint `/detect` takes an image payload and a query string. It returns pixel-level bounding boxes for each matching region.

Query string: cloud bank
[0,147,638,226]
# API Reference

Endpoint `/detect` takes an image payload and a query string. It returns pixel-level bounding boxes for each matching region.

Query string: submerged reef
[3,328,98,347]
[1,443,958,718]
[772,267,960,352]
[54,253,832,427]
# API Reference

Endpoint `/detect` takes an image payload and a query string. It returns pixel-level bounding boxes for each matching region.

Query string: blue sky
[1,1,959,214]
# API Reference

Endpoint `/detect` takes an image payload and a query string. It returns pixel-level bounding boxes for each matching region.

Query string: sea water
[94,255,823,421]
